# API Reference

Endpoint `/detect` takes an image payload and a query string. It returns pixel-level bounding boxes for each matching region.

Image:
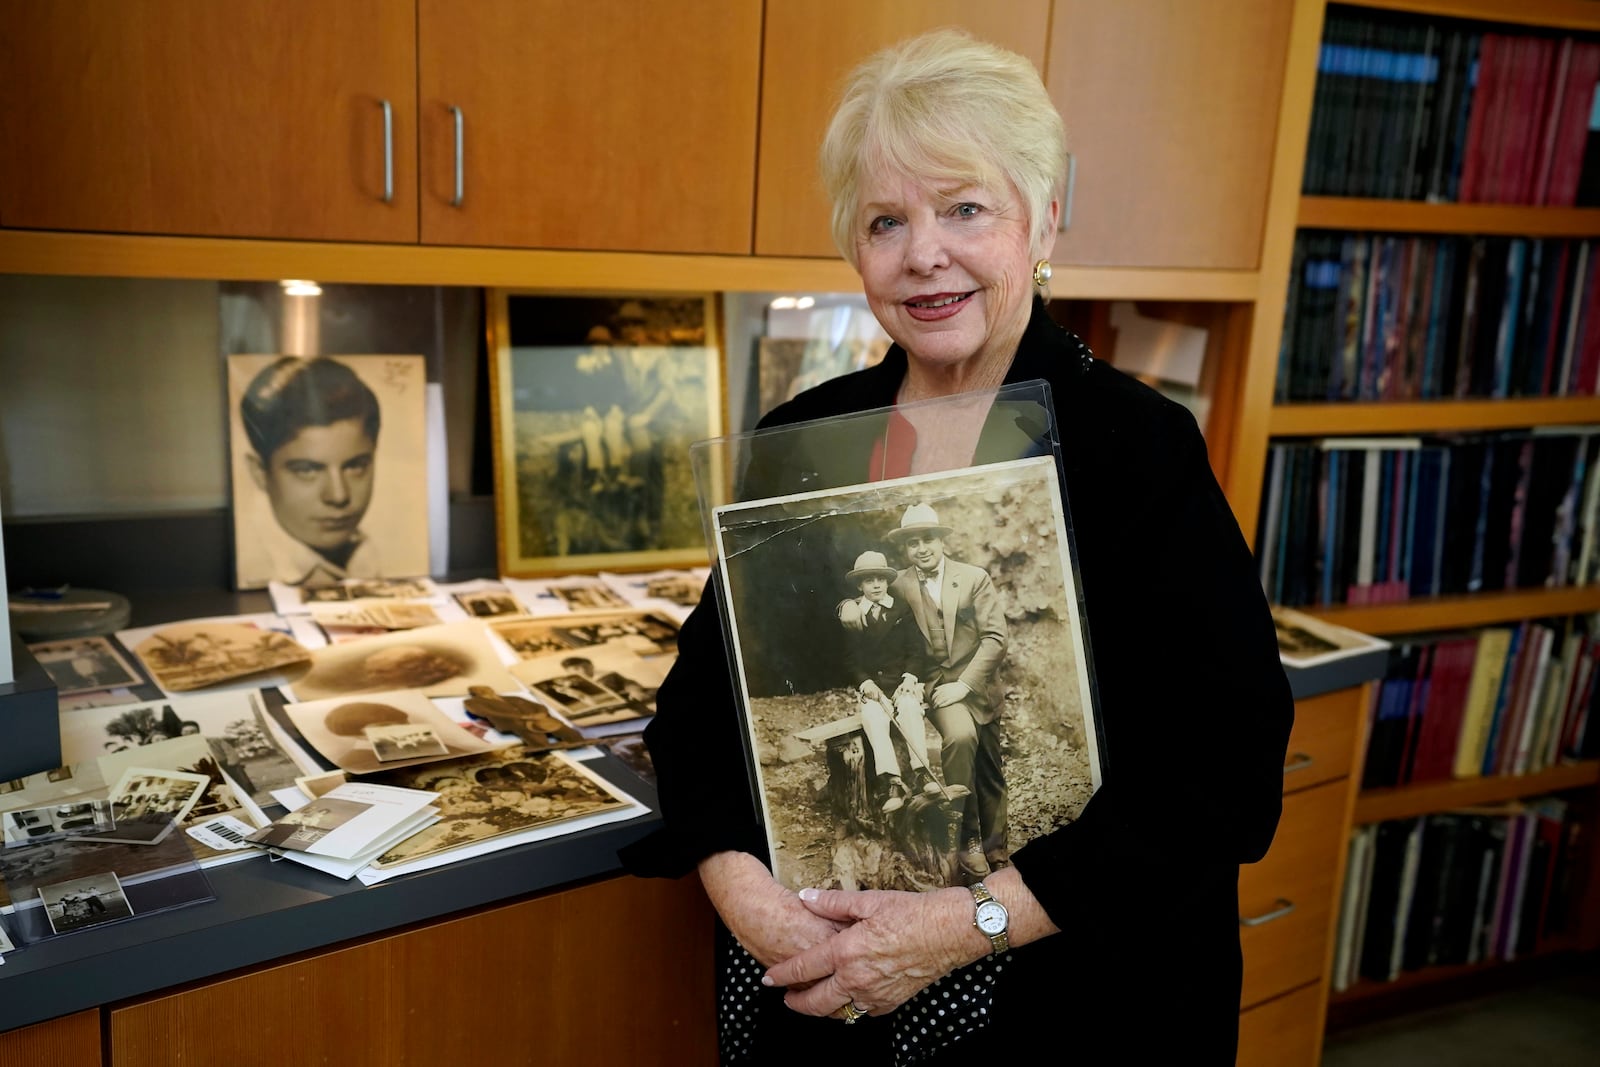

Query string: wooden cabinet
[0,1010,99,1067]
[1237,982,1325,1067]
[106,873,715,1067]
[754,0,1051,258]
[1045,0,1293,270]
[1240,779,1348,1009]
[416,0,761,253]
[1282,688,1361,792]
[0,0,418,243]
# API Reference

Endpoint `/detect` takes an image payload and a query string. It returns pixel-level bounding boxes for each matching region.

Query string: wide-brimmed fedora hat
[885,503,953,542]
[846,550,898,583]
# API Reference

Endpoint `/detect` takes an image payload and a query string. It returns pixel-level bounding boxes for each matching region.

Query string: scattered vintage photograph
[368,747,632,869]
[488,290,723,576]
[39,872,135,934]
[283,688,501,774]
[713,457,1103,893]
[454,590,523,619]
[284,620,519,703]
[248,796,372,851]
[128,621,311,692]
[366,723,448,762]
[0,918,15,953]
[489,611,679,660]
[301,577,437,602]
[2,800,115,844]
[106,766,212,824]
[306,601,443,631]
[228,354,430,591]
[548,582,629,612]
[57,693,303,812]
[27,636,143,695]
[510,639,669,728]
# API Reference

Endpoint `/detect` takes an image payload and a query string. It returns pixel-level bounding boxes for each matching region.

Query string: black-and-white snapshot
[714,457,1101,893]
[39,872,135,935]
[365,723,449,762]
[2,800,116,844]
[26,636,143,695]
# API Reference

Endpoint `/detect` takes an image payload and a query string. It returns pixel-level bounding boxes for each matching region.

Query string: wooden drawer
[1237,982,1323,1067]
[1240,780,1346,1009]
[1281,688,1361,794]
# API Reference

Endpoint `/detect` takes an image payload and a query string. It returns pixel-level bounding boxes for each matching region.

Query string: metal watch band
[969,880,1009,955]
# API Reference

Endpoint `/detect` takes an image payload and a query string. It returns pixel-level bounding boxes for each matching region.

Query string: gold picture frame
[487,290,724,577]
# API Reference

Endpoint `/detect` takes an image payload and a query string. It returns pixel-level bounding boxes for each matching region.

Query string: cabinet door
[1047,0,1292,269]
[756,0,1051,258]
[418,0,760,254]
[0,0,417,243]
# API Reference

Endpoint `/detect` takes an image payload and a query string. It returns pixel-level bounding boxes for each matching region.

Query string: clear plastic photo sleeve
[688,381,1105,893]
[0,816,214,946]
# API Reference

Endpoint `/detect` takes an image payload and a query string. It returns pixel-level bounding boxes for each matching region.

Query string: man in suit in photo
[883,503,1009,882]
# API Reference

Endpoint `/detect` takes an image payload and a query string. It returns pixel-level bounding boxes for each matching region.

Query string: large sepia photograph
[714,457,1101,893]
[488,291,723,576]
[228,354,430,591]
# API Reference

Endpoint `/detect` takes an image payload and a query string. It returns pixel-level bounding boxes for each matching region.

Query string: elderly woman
[623,28,1292,1066]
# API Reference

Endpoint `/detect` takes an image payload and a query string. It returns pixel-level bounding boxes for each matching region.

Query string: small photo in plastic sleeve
[39,872,135,935]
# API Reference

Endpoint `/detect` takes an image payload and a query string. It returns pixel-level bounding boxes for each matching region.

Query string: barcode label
[186,815,257,851]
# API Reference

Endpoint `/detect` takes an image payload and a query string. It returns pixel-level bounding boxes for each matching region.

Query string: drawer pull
[1239,898,1296,927]
[1057,151,1077,231]
[379,98,394,204]
[1282,752,1314,774]
[450,105,465,207]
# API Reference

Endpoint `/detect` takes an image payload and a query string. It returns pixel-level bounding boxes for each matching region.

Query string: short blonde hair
[819,28,1067,266]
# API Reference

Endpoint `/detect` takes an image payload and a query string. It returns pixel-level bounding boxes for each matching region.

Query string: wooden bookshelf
[1269,397,1600,436]
[1336,0,1600,32]
[1306,587,1600,635]
[1327,936,1583,1007]
[1300,198,1600,237]
[1353,761,1600,823]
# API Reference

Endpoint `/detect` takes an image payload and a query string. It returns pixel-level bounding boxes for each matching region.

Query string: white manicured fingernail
[798,887,819,902]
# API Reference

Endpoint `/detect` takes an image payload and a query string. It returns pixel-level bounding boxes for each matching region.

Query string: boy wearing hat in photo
[839,550,953,813]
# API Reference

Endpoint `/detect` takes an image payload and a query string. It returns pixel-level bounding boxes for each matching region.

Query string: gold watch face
[975,900,1007,935]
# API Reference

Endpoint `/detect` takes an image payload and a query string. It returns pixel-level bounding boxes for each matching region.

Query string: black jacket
[623,301,1294,1063]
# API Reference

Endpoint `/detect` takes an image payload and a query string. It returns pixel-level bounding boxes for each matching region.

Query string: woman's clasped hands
[759,883,980,1021]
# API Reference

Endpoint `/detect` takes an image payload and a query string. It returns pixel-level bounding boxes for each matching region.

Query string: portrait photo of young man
[228,354,429,590]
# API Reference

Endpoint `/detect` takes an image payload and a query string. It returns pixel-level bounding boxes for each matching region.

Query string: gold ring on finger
[839,1002,867,1024]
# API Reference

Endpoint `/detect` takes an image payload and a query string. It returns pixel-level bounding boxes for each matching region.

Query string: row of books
[1276,233,1600,402]
[1305,7,1600,204]
[1332,798,1589,991]
[1363,619,1600,791]
[1258,431,1600,609]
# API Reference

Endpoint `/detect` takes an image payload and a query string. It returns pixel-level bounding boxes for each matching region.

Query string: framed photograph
[26,636,142,695]
[487,290,724,576]
[712,456,1102,893]
[227,354,430,591]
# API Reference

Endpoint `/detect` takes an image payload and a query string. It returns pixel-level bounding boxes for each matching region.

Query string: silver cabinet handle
[1239,899,1296,927]
[1058,151,1076,231]
[1283,752,1314,775]
[451,105,465,207]
[379,99,394,204]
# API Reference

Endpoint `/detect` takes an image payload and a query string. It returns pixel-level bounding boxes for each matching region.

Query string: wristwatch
[969,881,1009,956]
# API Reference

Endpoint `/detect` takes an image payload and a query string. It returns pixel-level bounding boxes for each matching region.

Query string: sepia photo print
[713,457,1102,893]
[228,354,430,590]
